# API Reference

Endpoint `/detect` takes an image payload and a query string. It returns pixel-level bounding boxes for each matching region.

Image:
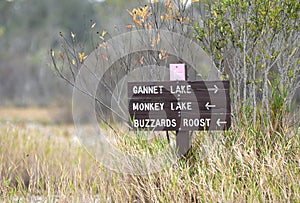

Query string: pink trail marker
[170,64,186,81]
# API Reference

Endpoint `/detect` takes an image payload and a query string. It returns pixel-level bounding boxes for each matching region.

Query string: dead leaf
[101,53,109,61]
[139,56,144,65]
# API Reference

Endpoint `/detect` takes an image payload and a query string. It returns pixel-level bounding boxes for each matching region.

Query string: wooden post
[176,130,191,156]
[170,64,191,156]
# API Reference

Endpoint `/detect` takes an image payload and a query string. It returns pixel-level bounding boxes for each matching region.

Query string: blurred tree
[0,0,99,106]
[0,0,146,106]
[93,0,140,33]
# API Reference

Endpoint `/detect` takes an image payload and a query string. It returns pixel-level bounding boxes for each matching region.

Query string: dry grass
[0,107,54,123]
[0,107,73,124]
[0,108,299,202]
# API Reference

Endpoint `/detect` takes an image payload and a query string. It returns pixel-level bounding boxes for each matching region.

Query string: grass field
[0,108,299,202]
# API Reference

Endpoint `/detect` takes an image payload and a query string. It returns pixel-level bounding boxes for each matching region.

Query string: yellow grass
[0,108,299,202]
[0,107,54,123]
[0,107,72,124]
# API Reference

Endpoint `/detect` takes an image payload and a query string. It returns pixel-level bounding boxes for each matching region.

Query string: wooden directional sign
[128,81,231,131]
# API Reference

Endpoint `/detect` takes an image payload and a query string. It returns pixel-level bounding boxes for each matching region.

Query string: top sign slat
[128,81,230,98]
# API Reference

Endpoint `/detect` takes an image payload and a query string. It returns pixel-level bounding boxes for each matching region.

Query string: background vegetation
[0,0,138,106]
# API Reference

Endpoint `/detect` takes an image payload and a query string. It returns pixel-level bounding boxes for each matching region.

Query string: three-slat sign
[127,78,231,155]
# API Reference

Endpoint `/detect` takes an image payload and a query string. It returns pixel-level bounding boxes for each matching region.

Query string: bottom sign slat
[129,113,231,131]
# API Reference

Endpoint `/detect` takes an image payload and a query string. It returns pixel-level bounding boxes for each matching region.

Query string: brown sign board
[128,81,231,131]
[129,99,231,113]
[131,113,231,131]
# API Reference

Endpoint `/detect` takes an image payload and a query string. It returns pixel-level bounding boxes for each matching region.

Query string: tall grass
[0,119,299,202]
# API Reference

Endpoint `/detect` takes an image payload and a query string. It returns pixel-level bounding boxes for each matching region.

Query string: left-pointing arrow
[216,118,227,127]
[205,102,216,110]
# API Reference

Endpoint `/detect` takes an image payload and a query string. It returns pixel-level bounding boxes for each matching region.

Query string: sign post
[127,66,231,156]
[170,64,191,156]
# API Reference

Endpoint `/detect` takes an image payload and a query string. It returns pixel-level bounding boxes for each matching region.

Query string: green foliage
[194,0,300,130]
[269,73,291,132]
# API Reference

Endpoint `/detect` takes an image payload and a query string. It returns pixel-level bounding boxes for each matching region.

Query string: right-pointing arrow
[216,118,227,127]
[207,85,219,94]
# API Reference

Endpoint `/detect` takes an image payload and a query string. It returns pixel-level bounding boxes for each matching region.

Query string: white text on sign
[132,85,192,95]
